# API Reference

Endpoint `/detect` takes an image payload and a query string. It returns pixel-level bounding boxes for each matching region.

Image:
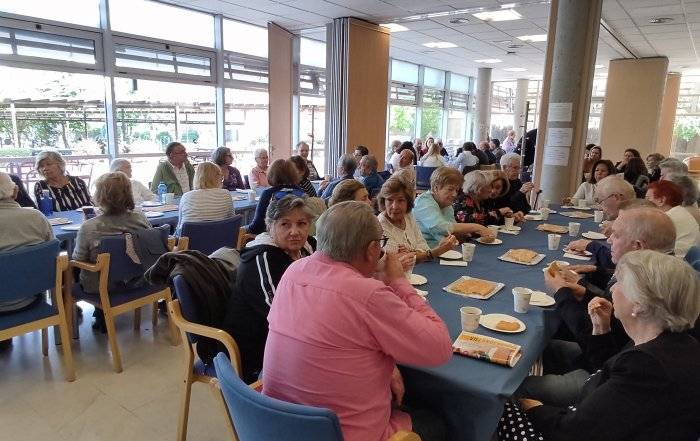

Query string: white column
[513,78,529,139]
[475,67,492,141]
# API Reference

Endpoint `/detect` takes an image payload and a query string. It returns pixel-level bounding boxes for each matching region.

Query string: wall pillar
[268,22,299,162]
[513,78,529,139]
[475,67,492,142]
[655,72,681,157]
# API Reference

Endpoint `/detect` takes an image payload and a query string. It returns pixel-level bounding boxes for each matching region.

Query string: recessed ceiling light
[421,50,436,54]
[504,67,527,72]
[595,64,605,69]
[493,39,512,44]
[380,23,409,32]
[449,17,470,24]
[648,17,673,24]
[475,58,503,63]
[517,34,547,42]
[423,41,458,48]
[472,9,522,22]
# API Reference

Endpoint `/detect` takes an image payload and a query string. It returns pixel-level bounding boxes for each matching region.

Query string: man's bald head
[608,207,676,263]
[596,176,636,220]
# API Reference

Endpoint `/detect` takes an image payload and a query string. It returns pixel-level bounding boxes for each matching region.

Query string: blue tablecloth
[401,209,602,441]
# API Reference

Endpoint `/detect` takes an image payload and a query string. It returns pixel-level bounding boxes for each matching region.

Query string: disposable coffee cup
[548,233,561,250]
[460,306,482,332]
[164,193,175,204]
[487,225,499,240]
[578,199,588,208]
[568,222,581,237]
[461,243,476,262]
[540,208,550,221]
[512,287,532,313]
[594,210,604,223]
[504,217,515,230]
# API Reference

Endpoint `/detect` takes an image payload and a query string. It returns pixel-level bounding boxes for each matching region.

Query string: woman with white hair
[110,158,157,205]
[176,162,235,233]
[33,150,92,212]
[250,148,270,187]
[506,250,700,441]
[454,170,512,225]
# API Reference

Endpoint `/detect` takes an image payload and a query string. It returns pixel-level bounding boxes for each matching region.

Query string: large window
[388,105,416,143]
[223,20,267,57]
[671,74,700,159]
[224,89,268,176]
[299,38,326,174]
[0,0,100,28]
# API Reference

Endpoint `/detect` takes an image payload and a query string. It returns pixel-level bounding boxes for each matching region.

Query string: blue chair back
[96,225,169,285]
[172,275,199,345]
[213,353,344,441]
[181,216,243,256]
[416,166,438,190]
[378,170,391,181]
[685,245,700,272]
[0,240,60,303]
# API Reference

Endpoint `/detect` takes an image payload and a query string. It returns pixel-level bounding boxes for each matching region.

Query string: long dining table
[400,207,602,441]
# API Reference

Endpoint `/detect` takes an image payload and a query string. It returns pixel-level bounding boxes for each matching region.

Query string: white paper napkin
[440,259,468,267]
[563,253,591,261]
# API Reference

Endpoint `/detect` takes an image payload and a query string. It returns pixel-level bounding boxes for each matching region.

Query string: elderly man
[496,152,533,219]
[262,201,453,441]
[478,140,495,165]
[296,141,320,180]
[502,129,517,153]
[150,141,195,195]
[659,157,688,180]
[386,139,401,171]
[358,154,384,198]
[413,137,423,157]
[321,154,358,200]
[517,206,677,406]
[590,176,636,237]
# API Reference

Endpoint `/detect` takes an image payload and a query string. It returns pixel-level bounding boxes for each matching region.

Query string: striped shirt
[34,176,93,212]
[176,188,235,232]
[298,178,317,197]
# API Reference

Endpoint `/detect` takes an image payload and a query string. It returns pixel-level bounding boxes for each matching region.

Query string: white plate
[524,214,543,221]
[408,273,427,286]
[562,248,592,257]
[582,231,606,240]
[48,218,72,226]
[144,211,165,218]
[479,313,526,333]
[541,260,571,272]
[443,276,505,300]
[439,250,462,260]
[488,224,522,233]
[141,201,163,207]
[61,224,81,231]
[529,290,556,307]
[415,288,428,297]
[499,252,546,266]
[476,238,503,245]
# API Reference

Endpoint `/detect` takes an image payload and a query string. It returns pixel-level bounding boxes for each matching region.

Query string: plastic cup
[540,208,550,220]
[568,222,581,237]
[461,243,476,262]
[247,190,256,201]
[487,225,499,239]
[460,306,482,332]
[548,233,561,250]
[578,199,588,209]
[541,199,551,210]
[512,287,532,313]
[594,210,604,223]
[504,217,515,230]
[164,193,175,204]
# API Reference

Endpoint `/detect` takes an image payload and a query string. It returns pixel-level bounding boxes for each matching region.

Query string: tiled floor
[0,303,230,441]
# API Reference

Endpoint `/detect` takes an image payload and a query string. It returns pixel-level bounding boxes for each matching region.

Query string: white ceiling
[162,0,700,81]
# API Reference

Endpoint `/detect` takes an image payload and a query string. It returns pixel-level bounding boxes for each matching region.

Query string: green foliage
[420,107,442,138]
[0,147,32,157]
[673,120,700,142]
[180,128,199,143]
[390,106,413,135]
[156,131,172,147]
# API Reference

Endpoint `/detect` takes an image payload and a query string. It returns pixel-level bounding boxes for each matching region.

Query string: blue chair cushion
[0,299,57,331]
[193,359,217,377]
[72,282,168,308]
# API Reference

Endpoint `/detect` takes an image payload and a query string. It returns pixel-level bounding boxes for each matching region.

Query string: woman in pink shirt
[263,201,453,441]
[249,148,269,188]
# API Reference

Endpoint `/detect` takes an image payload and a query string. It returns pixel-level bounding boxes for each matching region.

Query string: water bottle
[157,182,167,203]
[39,189,53,216]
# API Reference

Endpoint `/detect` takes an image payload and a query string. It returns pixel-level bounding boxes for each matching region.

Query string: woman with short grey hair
[250,148,270,187]
[454,170,511,226]
[110,158,157,205]
[212,146,245,190]
[223,194,316,382]
[33,150,92,211]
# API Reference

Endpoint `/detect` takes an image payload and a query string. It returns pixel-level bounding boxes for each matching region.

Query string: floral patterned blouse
[453,192,501,226]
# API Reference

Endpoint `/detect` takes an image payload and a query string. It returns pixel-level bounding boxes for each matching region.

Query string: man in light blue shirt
[357,155,384,198]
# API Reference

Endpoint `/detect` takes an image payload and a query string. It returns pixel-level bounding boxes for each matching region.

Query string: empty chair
[0,240,75,381]
[180,215,243,255]
[415,166,438,190]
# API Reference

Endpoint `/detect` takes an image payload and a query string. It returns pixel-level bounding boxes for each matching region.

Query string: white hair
[34,150,66,175]
[254,148,268,159]
[110,158,131,173]
[596,176,635,201]
[500,152,521,167]
[0,172,16,200]
[316,201,382,263]
[462,170,490,195]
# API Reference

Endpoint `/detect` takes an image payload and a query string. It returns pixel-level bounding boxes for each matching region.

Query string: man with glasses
[496,153,534,220]
[589,176,636,236]
[150,141,194,196]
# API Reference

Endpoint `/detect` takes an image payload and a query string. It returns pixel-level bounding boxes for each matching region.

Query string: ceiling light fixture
[648,17,673,24]
[493,39,512,44]
[391,1,550,22]
[475,58,503,63]
[423,41,458,48]
[517,34,547,42]
[504,67,527,71]
[380,23,409,32]
[473,9,522,22]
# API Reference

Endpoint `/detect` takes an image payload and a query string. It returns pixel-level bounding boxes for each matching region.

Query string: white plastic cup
[548,233,561,250]
[512,287,533,313]
[247,190,256,201]
[594,210,604,223]
[540,208,550,221]
[568,222,581,237]
[504,217,515,230]
[541,199,551,210]
[164,193,175,204]
[460,306,482,331]
[487,225,499,240]
[461,243,476,262]
[578,199,588,209]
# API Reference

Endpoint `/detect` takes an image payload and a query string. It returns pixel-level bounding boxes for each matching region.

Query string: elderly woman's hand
[397,252,417,272]
[478,226,496,242]
[498,207,513,217]
[588,297,613,334]
[599,221,612,237]
[520,181,534,194]
[435,234,458,256]
[513,211,525,223]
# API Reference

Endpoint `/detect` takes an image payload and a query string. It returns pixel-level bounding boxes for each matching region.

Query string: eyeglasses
[594,193,617,204]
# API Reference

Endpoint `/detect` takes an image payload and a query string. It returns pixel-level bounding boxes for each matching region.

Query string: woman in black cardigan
[502,250,700,441]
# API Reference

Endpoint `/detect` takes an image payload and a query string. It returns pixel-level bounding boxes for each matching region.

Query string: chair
[67,225,178,373]
[244,175,250,189]
[237,226,256,250]
[415,166,438,190]
[685,245,700,271]
[0,240,75,381]
[378,170,392,181]
[169,275,240,441]
[180,215,244,256]
[213,353,421,441]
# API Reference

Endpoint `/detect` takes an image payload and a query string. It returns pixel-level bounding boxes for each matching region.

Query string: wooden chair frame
[0,255,75,382]
[65,237,179,373]
[168,299,241,441]
[237,226,256,250]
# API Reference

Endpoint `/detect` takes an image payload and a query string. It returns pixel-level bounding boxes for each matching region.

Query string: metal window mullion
[100,0,118,158]
[415,65,424,139]
[214,14,225,147]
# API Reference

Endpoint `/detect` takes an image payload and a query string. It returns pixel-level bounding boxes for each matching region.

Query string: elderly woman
[246,159,304,234]
[296,141,320,181]
[320,154,357,200]
[73,172,151,296]
[289,155,317,197]
[328,179,370,207]
[211,147,245,191]
[110,158,157,205]
[508,250,700,441]
[176,162,235,233]
[645,153,664,182]
[495,152,533,216]
[223,195,316,382]
[250,148,270,188]
[669,174,700,226]
[33,150,92,211]
[418,138,446,167]
[414,166,495,247]
[378,177,458,263]
[454,170,511,226]
[659,158,688,180]
[357,154,384,198]
[149,141,195,196]
[566,159,615,206]
[645,180,699,258]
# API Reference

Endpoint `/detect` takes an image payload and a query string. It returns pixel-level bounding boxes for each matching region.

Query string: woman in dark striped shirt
[33,150,93,212]
[289,155,317,198]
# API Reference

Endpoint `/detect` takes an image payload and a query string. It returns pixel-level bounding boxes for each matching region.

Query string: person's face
[255,152,269,168]
[508,131,515,140]
[359,158,372,176]
[353,149,364,161]
[414,139,422,149]
[475,183,492,200]
[590,148,601,161]
[118,163,133,179]
[223,150,233,166]
[169,146,188,167]
[434,184,459,208]
[354,188,371,205]
[385,193,408,223]
[399,151,412,167]
[623,151,634,162]
[503,163,521,180]
[607,212,638,263]
[489,141,496,150]
[39,159,63,180]
[660,167,670,180]
[269,208,310,254]
[491,180,503,198]
[593,164,609,182]
[645,188,665,208]
[298,144,309,158]
[426,138,434,148]
[479,142,489,151]
[610,280,635,324]
[391,141,400,152]
[597,191,620,219]
[646,155,659,170]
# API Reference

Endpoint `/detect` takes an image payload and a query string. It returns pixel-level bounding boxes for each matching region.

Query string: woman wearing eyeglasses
[211,147,245,190]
